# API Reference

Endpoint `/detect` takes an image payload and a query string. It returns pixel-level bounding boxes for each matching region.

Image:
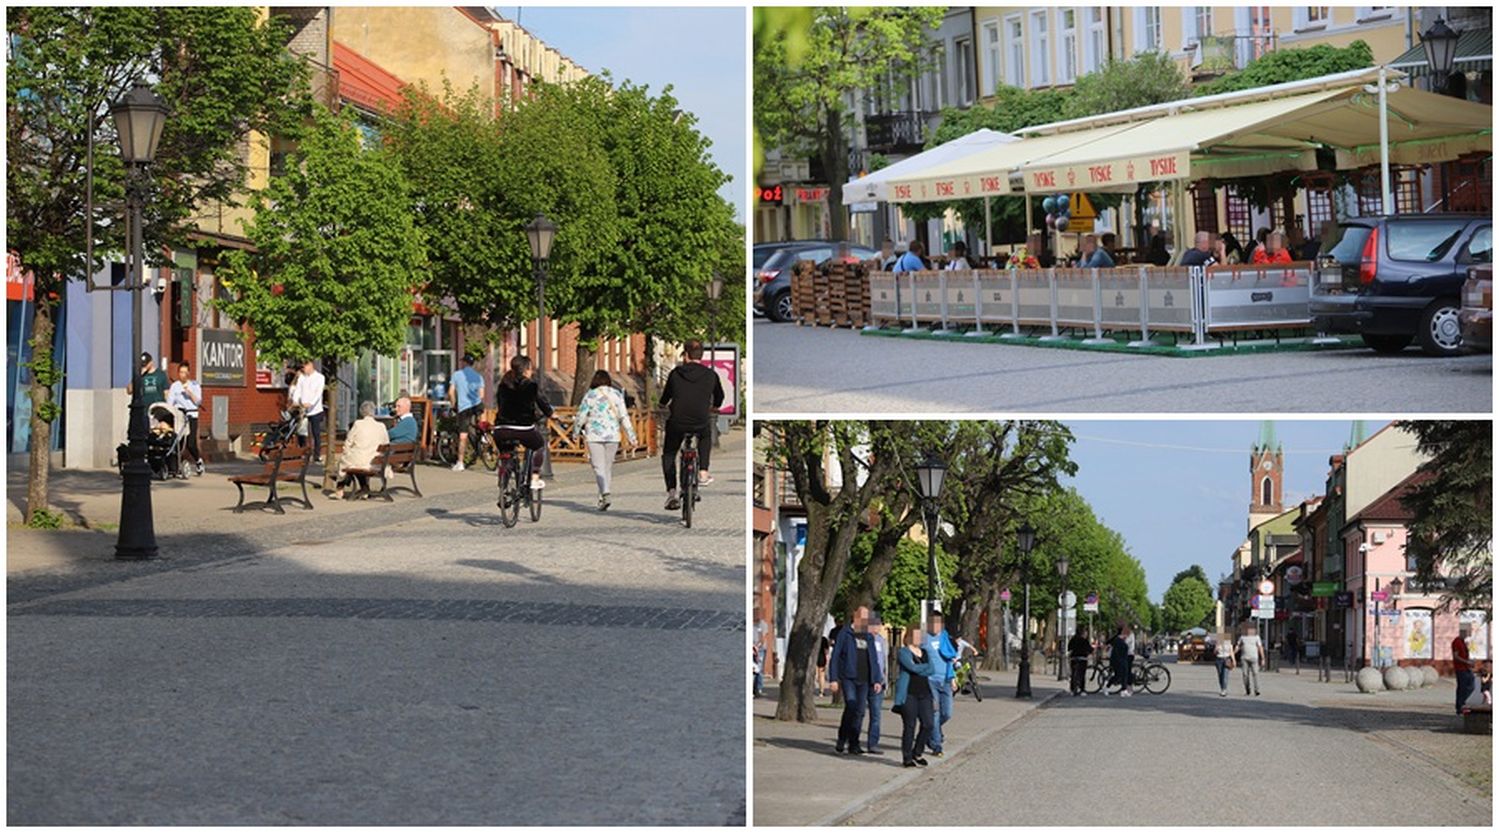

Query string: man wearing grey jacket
[864,613,891,754]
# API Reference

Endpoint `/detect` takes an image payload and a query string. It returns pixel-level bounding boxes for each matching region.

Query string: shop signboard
[1333,591,1354,608]
[199,328,248,386]
[1312,581,1339,597]
[1285,565,1304,584]
[1370,589,1390,602]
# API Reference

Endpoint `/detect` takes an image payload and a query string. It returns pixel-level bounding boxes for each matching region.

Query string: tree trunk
[320,357,337,492]
[643,333,657,408]
[570,329,598,406]
[984,591,1008,671]
[823,108,848,241]
[774,500,866,722]
[23,299,56,524]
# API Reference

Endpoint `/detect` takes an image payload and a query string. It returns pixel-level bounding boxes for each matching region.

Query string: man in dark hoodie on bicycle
[659,339,725,510]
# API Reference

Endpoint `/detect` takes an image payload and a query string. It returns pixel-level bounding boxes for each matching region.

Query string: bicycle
[677,432,702,528]
[434,409,498,471]
[494,432,542,528]
[954,652,985,702]
[1131,658,1172,694]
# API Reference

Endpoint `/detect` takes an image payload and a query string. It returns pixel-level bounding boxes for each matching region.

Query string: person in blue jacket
[891,241,928,272]
[863,612,891,754]
[828,606,879,755]
[924,611,959,756]
[894,623,937,767]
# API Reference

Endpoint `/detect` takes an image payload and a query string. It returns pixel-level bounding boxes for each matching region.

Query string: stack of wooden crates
[788,259,872,328]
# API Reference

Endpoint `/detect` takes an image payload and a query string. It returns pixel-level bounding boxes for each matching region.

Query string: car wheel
[1416,301,1464,357]
[771,291,793,323]
[1361,333,1412,354]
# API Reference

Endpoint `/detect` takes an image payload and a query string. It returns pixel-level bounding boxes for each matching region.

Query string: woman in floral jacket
[571,370,638,510]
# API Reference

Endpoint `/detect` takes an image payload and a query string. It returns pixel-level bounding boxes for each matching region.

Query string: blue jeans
[1215,658,1231,691]
[928,677,953,752]
[1456,670,1476,715]
[836,680,869,750]
[865,685,884,749]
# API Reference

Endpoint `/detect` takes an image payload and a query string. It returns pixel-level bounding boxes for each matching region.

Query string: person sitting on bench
[332,401,389,500]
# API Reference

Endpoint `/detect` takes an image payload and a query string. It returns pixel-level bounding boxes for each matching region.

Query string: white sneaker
[1121,689,1132,698]
[530,478,545,490]
[1220,690,1227,697]
[452,462,465,472]
[1101,688,1110,697]
[698,471,715,486]
[1079,691,1087,697]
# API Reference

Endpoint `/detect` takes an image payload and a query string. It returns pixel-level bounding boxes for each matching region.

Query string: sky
[497,6,746,221]
[1061,420,1393,602]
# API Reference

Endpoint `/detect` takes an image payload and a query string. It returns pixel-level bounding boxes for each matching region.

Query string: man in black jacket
[1067,629,1093,696]
[659,339,725,510]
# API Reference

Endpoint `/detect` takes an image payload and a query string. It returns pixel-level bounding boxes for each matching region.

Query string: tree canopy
[1162,575,1217,633]
[1195,40,1374,96]
[1398,421,1492,612]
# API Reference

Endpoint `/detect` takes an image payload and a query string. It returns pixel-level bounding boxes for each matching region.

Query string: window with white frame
[1356,6,1392,22]
[1134,7,1162,54]
[1196,7,1214,38]
[982,20,1001,96]
[1058,8,1077,84]
[1006,15,1025,87]
[1030,10,1050,86]
[955,36,975,105]
[1296,7,1330,30]
[1180,8,1197,52]
[1086,8,1107,72]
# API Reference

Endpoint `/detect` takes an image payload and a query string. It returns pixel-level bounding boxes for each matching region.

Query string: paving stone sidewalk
[752,666,1065,826]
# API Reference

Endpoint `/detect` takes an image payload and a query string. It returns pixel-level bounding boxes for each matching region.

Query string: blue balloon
[1056,194,1070,211]
[1055,216,1071,232]
[1042,196,1058,214]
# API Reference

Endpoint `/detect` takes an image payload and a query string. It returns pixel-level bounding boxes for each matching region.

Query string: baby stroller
[114,402,190,480]
[256,405,305,462]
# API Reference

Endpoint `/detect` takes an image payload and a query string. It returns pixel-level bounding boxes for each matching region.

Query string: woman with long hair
[571,369,637,510]
[894,623,937,768]
[493,355,554,495]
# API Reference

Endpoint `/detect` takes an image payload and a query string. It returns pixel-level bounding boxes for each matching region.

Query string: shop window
[1225,188,1253,245]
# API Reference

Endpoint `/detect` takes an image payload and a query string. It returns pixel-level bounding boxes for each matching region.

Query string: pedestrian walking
[829,606,877,755]
[1453,623,1476,715]
[571,370,638,511]
[291,359,326,462]
[1214,632,1236,697]
[1068,628,1092,696]
[894,623,936,768]
[924,613,958,756]
[167,361,205,476]
[1237,622,1266,696]
[863,612,890,755]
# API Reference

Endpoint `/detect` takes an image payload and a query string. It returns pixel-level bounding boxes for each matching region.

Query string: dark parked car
[1460,264,1492,352]
[1309,214,1492,356]
[752,241,879,322]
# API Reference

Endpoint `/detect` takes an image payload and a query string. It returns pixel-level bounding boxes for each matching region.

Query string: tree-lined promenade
[7,7,744,523]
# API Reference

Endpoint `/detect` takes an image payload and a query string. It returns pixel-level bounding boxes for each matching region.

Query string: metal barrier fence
[869,264,1315,347]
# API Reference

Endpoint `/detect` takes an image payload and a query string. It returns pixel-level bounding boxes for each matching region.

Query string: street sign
[1370,590,1390,602]
[1000,589,1012,602]
[1312,581,1339,597]
[1067,192,1099,221]
[1258,580,1275,595]
[1252,607,1275,619]
[1084,592,1099,613]
[1285,565,1304,584]
[1058,591,1077,608]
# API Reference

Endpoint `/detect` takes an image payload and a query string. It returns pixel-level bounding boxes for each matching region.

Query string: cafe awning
[1389,27,1493,78]
[841,128,1019,205]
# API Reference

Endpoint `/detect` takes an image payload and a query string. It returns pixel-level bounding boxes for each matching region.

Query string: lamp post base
[1015,655,1033,698]
[115,399,158,561]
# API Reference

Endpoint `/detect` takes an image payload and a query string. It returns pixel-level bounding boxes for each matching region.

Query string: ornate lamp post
[914,451,947,625]
[112,81,169,561]
[1421,18,1461,95]
[1055,552,1071,681]
[1015,521,1036,698]
[524,213,557,477]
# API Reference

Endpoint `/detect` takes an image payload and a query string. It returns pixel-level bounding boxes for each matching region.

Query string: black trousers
[1070,657,1089,694]
[182,414,201,463]
[900,694,934,763]
[835,679,868,750]
[493,426,545,477]
[662,424,713,491]
[303,412,325,461]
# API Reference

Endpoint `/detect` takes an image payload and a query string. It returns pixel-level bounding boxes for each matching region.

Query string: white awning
[841,128,1019,205]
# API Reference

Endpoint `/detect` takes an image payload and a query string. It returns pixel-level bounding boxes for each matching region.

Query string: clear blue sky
[498,6,746,221]
[1061,420,1389,602]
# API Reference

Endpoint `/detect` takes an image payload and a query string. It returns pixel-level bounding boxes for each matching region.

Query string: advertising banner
[1460,610,1489,659]
[1203,266,1313,329]
[703,344,739,418]
[1025,149,1190,191]
[1404,609,1433,659]
[976,271,1012,327]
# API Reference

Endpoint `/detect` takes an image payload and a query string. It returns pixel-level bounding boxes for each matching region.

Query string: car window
[797,247,833,264]
[753,248,776,269]
[1326,224,1372,264]
[1461,226,1492,264]
[1385,220,1469,262]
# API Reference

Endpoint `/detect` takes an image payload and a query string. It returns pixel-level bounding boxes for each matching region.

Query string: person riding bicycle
[659,339,724,511]
[492,355,553,499]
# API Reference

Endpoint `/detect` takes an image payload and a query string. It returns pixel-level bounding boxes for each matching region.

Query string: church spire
[1255,420,1279,453]
[1346,420,1368,451]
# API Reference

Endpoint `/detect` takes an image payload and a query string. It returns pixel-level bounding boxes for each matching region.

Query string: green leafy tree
[1196,41,1374,96]
[1063,52,1189,118]
[385,82,524,336]
[219,107,428,487]
[1398,421,1492,612]
[6,6,309,523]
[755,6,945,239]
[1171,564,1212,589]
[841,534,957,631]
[1162,575,1217,632]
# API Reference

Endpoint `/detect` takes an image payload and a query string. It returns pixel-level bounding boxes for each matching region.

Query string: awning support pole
[983,196,993,262]
[1378,65,1394,216]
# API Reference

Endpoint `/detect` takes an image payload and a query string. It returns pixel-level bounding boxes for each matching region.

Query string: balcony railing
[864,110,936,154]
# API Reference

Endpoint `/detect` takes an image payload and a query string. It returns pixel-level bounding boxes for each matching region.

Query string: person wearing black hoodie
[493,355,555,494]
[659,339,725,510]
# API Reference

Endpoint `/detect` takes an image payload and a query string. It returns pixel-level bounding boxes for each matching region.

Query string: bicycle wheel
[1143,663,1171,695]
[528,469,543,522]
[970,677,984,702]
[680,455,695,528]
[462,437,479,467]
[477,434,499,471]
[497,458,521,528]
[433,432,456,466]
[1088,664,1107,694]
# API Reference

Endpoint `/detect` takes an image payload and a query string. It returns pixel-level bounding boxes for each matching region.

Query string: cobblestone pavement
[751,320,1492,414]
[8,434,747,825]
[842,660,1490,826]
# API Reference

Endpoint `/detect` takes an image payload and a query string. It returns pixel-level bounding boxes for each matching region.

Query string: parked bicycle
[1086,655,1171,695]
[433,408,498,471]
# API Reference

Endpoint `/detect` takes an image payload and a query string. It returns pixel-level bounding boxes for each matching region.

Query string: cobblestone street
[8,435,747,825]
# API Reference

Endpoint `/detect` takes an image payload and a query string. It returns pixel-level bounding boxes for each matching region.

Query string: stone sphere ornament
[1422,666,1440,687]
[1383,666,1409,691]
[1356,667,1383,693]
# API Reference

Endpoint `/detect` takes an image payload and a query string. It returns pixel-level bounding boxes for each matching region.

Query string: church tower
[1249,420,1284,531]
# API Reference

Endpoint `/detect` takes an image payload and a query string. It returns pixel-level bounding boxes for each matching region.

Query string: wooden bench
[1461,702,1492,734]
[340,441,421,501]
[228,444,314,514]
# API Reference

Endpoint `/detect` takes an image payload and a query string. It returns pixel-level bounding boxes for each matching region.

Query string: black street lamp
[915,451,947,625]
[707,274,724,449]
[112,80,168,561]
[524,213,557,477]
[1015,521,1036,698]
[1421,18,1461,95]
[1055,552,1071,681]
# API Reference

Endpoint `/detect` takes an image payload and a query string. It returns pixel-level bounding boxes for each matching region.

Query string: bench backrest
[386,441,419,469]
[275,444,313,474]
[367,443,392,470]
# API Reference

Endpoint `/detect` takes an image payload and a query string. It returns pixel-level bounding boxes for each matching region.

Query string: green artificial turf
[859,326,1364,357]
